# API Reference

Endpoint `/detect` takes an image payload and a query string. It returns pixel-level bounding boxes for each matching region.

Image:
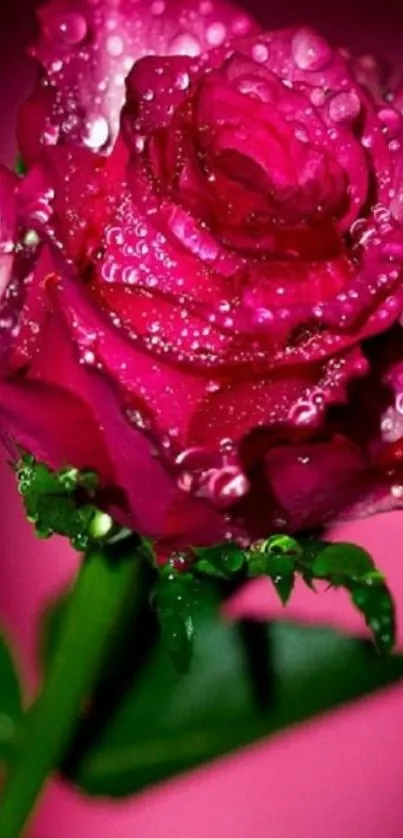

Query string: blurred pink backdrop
[1,2,403,836]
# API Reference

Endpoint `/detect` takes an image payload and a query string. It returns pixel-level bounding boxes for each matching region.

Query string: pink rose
[1,3,403,549]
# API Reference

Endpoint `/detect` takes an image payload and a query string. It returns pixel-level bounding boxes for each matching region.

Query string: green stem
[0,536,142,838]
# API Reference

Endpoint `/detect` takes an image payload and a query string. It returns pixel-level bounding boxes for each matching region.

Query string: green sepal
[15,157,26,176]
[15,455,113,551]
[152,569,201,673]
[193,543,245,579]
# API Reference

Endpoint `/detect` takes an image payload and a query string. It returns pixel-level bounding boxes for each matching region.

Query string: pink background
[1,2,403,836]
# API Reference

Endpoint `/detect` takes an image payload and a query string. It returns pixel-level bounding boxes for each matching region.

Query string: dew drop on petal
[292,28,332,71]
[41,123,60,147]
[81,349,96,366]
[83,116,110,149]
[252,43,269,64]
[175,71,190,91]
[310,87,326,106]
[206,22,227,47]
[47,11,88,45]
[378,107,403,139]
[168,32,201,57]
[329,90,361,123]
[208,467,250,506]
[134,134,146,152]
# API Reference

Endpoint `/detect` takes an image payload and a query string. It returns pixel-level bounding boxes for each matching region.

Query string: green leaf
[42,591,403,798]
[312,543,375,581]
[0,636,23,762]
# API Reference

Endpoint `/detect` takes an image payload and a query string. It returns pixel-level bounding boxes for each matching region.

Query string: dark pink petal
[18,146,117,261]
[240,436,370,536]
[50,267,214,446]
[19,0,258,163]
[346,51,389,103]
[188,346,368,449]
[24,298,228,541]
[7,246,54,370]
[0,376,115,480]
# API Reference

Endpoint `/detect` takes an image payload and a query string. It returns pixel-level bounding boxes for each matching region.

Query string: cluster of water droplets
[174,437,250,507]
[30,0,255,155]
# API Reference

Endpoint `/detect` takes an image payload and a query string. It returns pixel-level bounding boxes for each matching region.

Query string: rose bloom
[1,0,403,549]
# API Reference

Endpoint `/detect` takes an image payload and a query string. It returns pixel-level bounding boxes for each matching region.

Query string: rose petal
[0,376,114,479]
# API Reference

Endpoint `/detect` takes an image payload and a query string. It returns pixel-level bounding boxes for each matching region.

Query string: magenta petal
[19,0,258,163]
[265,437,370,533]
[232,330,403,537]
[0,376,114,478]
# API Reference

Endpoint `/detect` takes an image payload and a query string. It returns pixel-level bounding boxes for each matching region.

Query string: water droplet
[310,87,326,106]
[40,123,60,147]
[392,483,403,498]
[83,116,110,149]
[23,230,40,248]
[134,135,146,152]
[50,59,63,74]
[290,400,318,426]
[389,138,401,153]
[81,349,96,365]
[206,380,221,394]
[292,28,332,71]
[382,119,402,153]
[175,71,190,91]
[90,511,113,539]
[106,34,124,57]
[168,32,201,57]
[206,21,227,47]
[46,11,88,45]
[252,43,269,64]
[329,90,361,123]
[209,467,250,506]
[0,240,14,256]
[200,0,213,13]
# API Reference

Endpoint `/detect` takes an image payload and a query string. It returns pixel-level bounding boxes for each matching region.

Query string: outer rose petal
[0,377,114,479]
[232,436,370,537]
[266,439,379,533]
[21,294,229,543]
[18,0,258,164]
